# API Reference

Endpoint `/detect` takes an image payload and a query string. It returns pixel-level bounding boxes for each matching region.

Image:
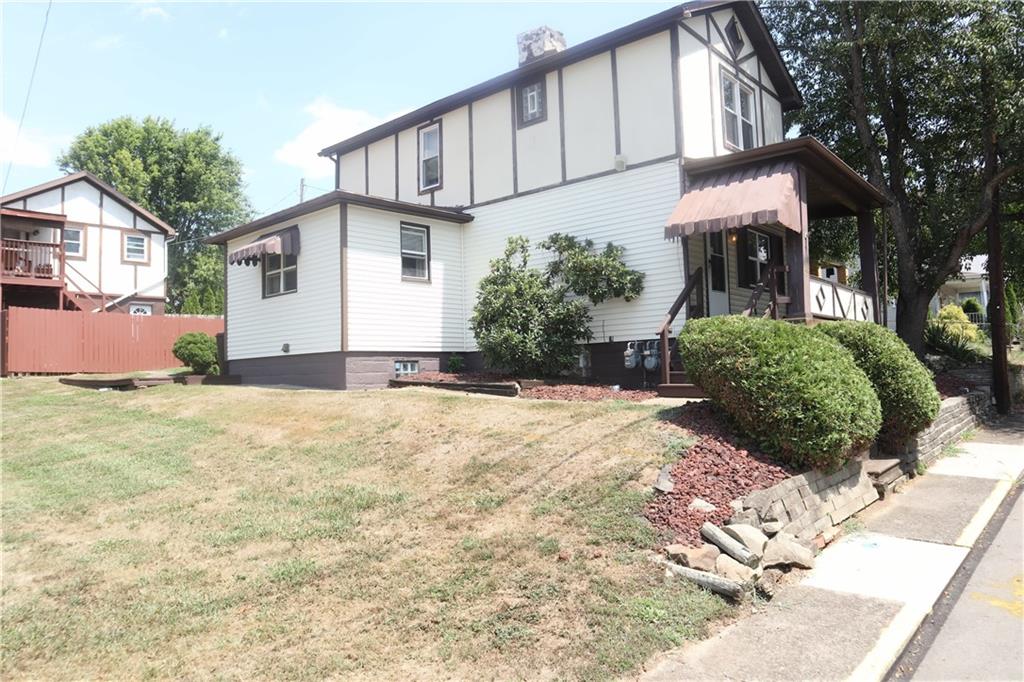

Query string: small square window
[124,234,148,262]
[517,79,547,127]
[64,228,83,256]
[263,250,297,297]
[395,360,419,377]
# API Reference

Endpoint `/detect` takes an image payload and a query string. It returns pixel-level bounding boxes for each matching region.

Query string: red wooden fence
[1,306,224,375]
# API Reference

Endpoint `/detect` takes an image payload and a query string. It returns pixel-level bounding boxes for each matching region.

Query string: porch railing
[742,265,789,319]
[1,239,64,282]
[657,267,703,385]
[809,275,874,321]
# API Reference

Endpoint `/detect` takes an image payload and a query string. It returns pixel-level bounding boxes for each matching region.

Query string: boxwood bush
[172,332,220,375]
[816,321,940,450]
[677,316,881,471]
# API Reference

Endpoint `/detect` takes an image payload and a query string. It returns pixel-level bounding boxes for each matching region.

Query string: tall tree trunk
[896,286,932,356]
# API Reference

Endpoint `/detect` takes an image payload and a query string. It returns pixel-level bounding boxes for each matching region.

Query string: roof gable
[0,171,176,236]
[318,1,801,160]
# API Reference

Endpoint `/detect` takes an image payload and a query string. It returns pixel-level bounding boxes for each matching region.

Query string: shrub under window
[677,316,880,471]
[816,321,940,450]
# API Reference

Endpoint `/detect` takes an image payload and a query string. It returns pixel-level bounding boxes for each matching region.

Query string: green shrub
[960,297,983,315]
[172,332,220,375]
[816,321,940,449]
[677,316,880,471]
[936,304,981,341]
[447,354,465,373]
[924,319,981,363]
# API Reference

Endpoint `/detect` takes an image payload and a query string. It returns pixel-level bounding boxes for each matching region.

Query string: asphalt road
[909,487,1024,681]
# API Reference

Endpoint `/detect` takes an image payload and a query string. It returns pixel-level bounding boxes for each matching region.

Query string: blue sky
[2,1,677,216]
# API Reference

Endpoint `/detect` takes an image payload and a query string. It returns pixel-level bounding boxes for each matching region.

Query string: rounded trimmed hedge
[172,332,220,375]
[816,320,940,449]
[678,316,881,471]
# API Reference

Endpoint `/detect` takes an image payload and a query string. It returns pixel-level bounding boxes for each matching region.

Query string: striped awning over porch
[227,225,300,266]
[665,160,802,240]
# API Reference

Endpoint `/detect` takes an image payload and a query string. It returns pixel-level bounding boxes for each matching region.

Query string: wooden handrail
[658,267,704,385]
[743,265,788,319]
[657,267,704,335]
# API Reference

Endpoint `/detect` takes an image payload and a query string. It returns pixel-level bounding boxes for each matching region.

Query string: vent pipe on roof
[517,26,566,66]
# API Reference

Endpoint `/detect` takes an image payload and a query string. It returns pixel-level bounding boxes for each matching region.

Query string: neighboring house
[1,172,175,315]
[210,0,885,392]
[932,255,989,319]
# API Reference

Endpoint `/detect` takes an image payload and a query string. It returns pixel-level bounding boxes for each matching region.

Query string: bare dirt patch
[1,379,729,680]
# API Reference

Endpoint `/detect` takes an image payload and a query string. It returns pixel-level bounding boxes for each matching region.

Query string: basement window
[395,360,419,377]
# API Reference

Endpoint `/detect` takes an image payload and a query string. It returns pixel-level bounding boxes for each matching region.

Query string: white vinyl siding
[226,206,341,360]
[345,205,465,352]
[464,161,686,345]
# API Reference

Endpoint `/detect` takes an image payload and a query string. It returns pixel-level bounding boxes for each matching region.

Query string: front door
[706,231,729,316]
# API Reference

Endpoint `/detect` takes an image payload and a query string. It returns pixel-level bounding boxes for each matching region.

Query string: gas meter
[641,340,660,371]
[623,341,640,369]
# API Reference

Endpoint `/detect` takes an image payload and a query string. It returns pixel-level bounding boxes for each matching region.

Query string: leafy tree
[470,235,644,377]
[178,246,225,315]
[58,117,251,312]
[764,1,1023,354]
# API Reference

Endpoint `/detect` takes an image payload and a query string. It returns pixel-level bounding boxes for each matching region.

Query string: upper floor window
[263,252,297,297]
[123,233,149,264]
[64,227,83,256]
[722,72,755,151]
[517,79,547,127]
[418,122,441,192]
[400,223,430,281]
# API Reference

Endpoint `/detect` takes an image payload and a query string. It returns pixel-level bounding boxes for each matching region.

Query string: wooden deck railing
[809,275,875,322]
[742,265,789,319]
[657,267,703,385]
[1,239,64,282]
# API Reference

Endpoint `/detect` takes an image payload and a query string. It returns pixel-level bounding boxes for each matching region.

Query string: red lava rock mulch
[934,373,976,399]
[645,401,796,547]
[520,384,657,402]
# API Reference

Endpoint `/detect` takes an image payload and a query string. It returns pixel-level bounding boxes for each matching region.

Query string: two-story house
[209,0,885,392]
[1,172,174,315]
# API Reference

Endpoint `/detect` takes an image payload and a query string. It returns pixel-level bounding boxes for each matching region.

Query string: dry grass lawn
[1,378,729,680]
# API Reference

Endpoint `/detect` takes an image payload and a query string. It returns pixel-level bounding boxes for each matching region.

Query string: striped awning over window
[665,160,802,240]
[227,225,300,266]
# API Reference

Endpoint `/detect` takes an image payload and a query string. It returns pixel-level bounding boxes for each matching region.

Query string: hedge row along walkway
[641,415,1024,680]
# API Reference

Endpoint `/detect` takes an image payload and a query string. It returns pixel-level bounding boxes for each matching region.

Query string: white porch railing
[809,276,874,322]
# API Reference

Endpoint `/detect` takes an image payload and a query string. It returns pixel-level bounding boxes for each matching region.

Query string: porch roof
[665,137,887,241]
[0,207,67,224]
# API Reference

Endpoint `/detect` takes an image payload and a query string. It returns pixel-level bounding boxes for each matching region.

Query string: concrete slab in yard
[642,585,901,682]
[861,474,999,545]
[928,442,1024,481]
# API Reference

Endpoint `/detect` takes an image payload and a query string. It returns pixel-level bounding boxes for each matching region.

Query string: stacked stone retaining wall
[731,458,878,543]
[896,392,987,467]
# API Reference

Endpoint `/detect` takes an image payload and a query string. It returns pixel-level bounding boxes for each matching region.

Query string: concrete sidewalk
[641,415,1024,682]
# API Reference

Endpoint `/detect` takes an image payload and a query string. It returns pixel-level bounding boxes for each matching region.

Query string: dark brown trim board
[340,203,349,352]
[206,190,471,246]
[467,101,476,205]
[509,89,519,195]
[557,68,567,183]
[317,1,801,160]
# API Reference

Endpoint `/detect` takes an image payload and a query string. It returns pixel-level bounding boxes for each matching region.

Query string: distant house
[209,0,886,392]
[1,172,175,315]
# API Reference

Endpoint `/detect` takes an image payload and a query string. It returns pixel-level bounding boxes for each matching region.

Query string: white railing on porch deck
[809,275,874,322]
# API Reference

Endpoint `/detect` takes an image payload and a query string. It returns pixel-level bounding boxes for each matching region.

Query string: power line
[2,0,53,194]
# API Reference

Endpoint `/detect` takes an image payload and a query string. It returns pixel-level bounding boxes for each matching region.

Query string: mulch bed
[520,384,657,402]
[414,371,514,384]
[644,402,796,547]
[934,372,977,398]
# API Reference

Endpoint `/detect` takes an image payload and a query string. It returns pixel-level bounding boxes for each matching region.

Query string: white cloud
[91,34,123,50]
[274,98,403,179]
[0,114,71,169]
[137,5,170,21]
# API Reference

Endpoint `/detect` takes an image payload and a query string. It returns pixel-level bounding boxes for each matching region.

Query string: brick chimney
[517,26,567,66]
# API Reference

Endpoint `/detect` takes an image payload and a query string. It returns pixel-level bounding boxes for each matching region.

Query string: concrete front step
[864,457,915,498]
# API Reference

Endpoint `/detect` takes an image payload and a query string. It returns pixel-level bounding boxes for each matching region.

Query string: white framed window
[395,360,420,377]
[745,229,771,284]
[128,303,153,316]
[722,72,755,150]
[64,227,83,256]
[123,233,148,263]
[400,223,430,281]
[418,122,441,192]
[517,79,546,127]
[263,252,298,297]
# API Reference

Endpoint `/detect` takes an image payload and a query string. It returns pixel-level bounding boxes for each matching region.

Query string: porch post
[786,168,812,321]
[857,211,880,323]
